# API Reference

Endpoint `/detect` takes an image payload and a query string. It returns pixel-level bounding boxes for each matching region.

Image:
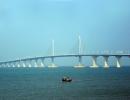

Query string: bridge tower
[75,35,84,68]
[48,40,57,67]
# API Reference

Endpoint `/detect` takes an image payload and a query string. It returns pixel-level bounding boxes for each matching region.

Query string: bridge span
[0,54,130,68]
[0,36,130,68]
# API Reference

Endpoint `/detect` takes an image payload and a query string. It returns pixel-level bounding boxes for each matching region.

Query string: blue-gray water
[0,67,130,100]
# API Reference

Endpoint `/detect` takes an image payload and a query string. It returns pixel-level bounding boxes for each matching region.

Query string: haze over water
[0,67,130,100]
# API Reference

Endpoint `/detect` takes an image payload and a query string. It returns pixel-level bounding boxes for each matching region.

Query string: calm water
[0,67,130,100]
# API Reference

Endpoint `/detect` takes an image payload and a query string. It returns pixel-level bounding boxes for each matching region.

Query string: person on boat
[62,76,72,82]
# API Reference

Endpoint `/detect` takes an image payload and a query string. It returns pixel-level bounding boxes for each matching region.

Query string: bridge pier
[0,63,2,67]
[48,57,57,68]
[1,64,3,67]
[2,63,5,67]
[5,63,8,67]
[0,64,2,67]
[25,60,31,67]
[8,63,11,67]
[25,60,29,67]
[15,62,18,67]
[40,59,45,67]
[75,56,84,68]
[3,63,7,67]
[28,60,32,67]
[22,61,26,67]
[9,63,12,67]
[91,56,98,68]
[4,63,6,67]
[34,60,38,67]
[12,62,16,67]
[3,63,6,67]
[16,62,21,67]
[103,56,109,68]
[116,56,121,68]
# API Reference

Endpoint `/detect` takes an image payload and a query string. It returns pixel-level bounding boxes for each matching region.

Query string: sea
[0,67,130,100]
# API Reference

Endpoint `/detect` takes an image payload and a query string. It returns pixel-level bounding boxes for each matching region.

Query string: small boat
[62,76,72,82]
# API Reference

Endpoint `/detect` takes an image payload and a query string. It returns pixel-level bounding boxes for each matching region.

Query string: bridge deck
[0,54,130,64]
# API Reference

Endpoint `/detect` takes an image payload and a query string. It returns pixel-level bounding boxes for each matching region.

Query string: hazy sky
[0,0,130,63]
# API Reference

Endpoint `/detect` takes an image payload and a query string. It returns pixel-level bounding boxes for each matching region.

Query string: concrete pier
[22,61,26,67]
[48,57,57,68]
[40,59,45,67]
[34,60,38,67]
[116,56,121,68]
[91,56,98,68]
[75,56,84,68]
[103,56,109,68]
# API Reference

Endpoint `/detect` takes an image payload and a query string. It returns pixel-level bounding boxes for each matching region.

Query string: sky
[0,0,130,65]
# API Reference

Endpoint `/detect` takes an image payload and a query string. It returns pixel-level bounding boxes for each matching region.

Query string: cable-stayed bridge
[0,36,130,68]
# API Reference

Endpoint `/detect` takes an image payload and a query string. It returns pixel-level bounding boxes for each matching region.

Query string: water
[0,67,130,100]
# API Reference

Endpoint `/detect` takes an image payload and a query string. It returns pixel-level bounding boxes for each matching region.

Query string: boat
[62,76,72,82]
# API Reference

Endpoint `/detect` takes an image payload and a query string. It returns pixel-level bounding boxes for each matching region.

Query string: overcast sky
[0,0,130,65]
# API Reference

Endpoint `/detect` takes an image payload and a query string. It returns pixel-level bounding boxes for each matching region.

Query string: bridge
[0,36,130,68]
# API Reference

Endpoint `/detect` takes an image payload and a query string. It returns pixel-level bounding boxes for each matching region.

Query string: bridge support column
[1,64,3,67]
[75,56,84,68]
[25,61,28,67]
[0,64,2,67]
[5,63,8,67]
[40,59,45,67]
[10,62,13,67]
[91,56,98,68]
[8,63,11,67]
[6,63,9,67]
[48,57,57,68]
[28,60,32,67]
[3,63,6,67]
[23,60,32,67]
[12,62,16,67]
[17,62,21,67]
[22,61,26,67]
[103,56,109,68]
[116,56,121,68]
[15,62,18,67]
[2,63,6,67]
[34,60,38,67]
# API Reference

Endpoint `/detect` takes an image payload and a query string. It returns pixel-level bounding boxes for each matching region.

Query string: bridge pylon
[48,40,57,68]
[74,35,84,68]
